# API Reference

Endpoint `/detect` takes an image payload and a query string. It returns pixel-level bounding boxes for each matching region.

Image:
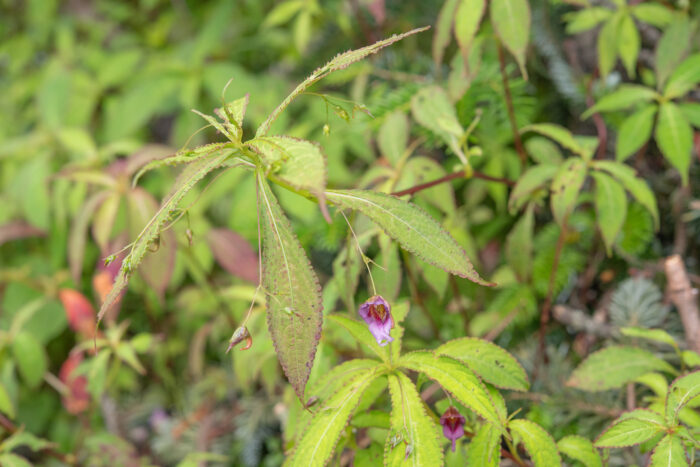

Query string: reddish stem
[391,170,514,197]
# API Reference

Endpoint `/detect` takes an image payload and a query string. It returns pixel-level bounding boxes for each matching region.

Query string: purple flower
[440,406,465,452]
[358,295,394,346]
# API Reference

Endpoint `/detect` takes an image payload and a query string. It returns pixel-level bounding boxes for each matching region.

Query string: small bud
[226,326,252,353]
[104,255,116,266]
[358,295,394,346]
[440,406,466,452]
[185,228,194,246]
[323,123,330,136]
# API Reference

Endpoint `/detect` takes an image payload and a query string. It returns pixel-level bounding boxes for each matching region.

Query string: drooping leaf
[508,164,557,212]
[435,337,529,391]
[664,54,700,99]
[550,158,587,227]
[286,368,383,467]
[0,221,45,246]
[557,435,602,467]
[509,419,562,467]
[384,372,443,466]
[649,435,689,467]
[433,0,460,67]
[98,148,236,323]
[378,111,409,165]
[491,0,531,78]
[616,104,657,161]
[565,7,612,34]
[595,412,665,448]
[455,0,486,59]
[257,174,323,401]
[466,423,501,467]
[399,351,502,426]
[12,332,48,389]
[521,124,584,156]
[257,27,429,137]
[505,204,534,282]
[327,315,388,362]
[656,102,693,185]
[582,85,658,119]
[591,171,627,255]
[207,228,259,283]
[632,3,673,28]
[567,346,675,391]
[666,370,700,425]
[592,160,659,229]
[326,190,491,285]
[617,14,640,78]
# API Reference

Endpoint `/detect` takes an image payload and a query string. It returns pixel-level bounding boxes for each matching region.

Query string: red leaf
[0,221,45,246]
[207,228,259,283]
[59,352,90,414]
[58,289,96,338]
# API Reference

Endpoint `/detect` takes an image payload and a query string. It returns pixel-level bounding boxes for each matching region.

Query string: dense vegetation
[1,0,700,465]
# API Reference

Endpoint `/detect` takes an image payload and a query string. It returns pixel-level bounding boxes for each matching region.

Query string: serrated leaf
[621,327,677,349]
[582,85,658,119]
[257,175,323,401]
[399,351,502,426]
[598,14,620,78]
[508,164,558,212]
[327,315,387,362]
[466,423,501,467]
[632,3,673,28]
[435,337,529,391]
[0,382,14,419]
[411,86,465,162]
[491,0,530,79]
[656,102,693,185]
[567,346,675,391]
[616,104,657,161]
[257,27,428,137]
[666,370,700,425]
[214,94,249,142]
[12,332,47,389]
[509,419,562,466]
[505,204,534,282]
[592,160,658,229]
[132,143,233,187]
[98,149,235,323]
[617,14,640,77]
[326,190,490,285]
[378,111,409,165]
[521,124,584,155]
[286,368,382,467]
[565,7,612,34]
[595,416,665,448]
[591,171,627,255]
[664,54,700,99]
[655,16,691,88]
[557,435,602,467]
[649,435,688,467]
[551,158,587,226]
[385,372,443,466]
[433,0,460,67]
[455,0,486,59]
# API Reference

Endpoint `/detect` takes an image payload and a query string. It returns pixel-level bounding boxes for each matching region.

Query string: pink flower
[358,295,394,346]
[440,406,465,452]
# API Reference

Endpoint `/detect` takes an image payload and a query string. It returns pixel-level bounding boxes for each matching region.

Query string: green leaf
[97,148,235,323]
[326,190,491,285]
[0,382,14,419]
[327,315,387,362]
[433,0,460,67]
[621,327,677,349]
[0,454,33,467]
[655,16,691,88]
[491,0,531,78]
[598,14,620,78]
[91,193,120,252]
[557,435,602,467]
[595,414,665,448]
[455,0,486,59]
[68,191,110,283]
[0,431,54,453]
[655,102,693,185]
[505,203,534,282]
[617,14,640,77]
[378,111,409,165]
[12,332,47,389]
[565,7,612,34]
[466,423,501,467]
[411,86,465,162]
[679,102,700,128]
[257,175,323,401]
[550,158,587,227]
[521,123,584,155]
[286,368,383,467]
[257,27,428,137]
[632,3,673,28]
[399,351,502,426]
[263,0,304,27]
[592,160,659,229]
[664,54,700,99]
[582,85,658,119]
[508,164,558,212]
[616,104,657,161]
[385,372,443,466]
[248,136,328,206]
[435,337,529,391]
[591,171,627,255]
[352,410,391,429]
[682,351,700,368]
[666,370,700,425]
[567,346,675,391]
[509,419,562,467]
[649,435,688,467]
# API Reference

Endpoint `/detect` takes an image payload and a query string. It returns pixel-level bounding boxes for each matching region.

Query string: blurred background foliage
[0,0,699,465]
